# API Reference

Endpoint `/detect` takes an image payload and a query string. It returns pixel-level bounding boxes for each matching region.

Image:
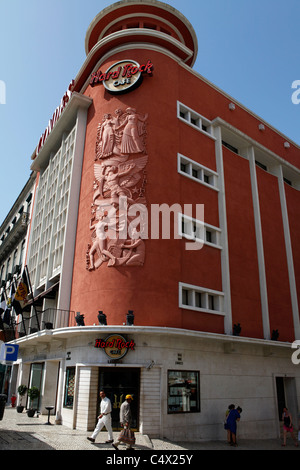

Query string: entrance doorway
[27,363,44,410]
[275,376,298,436]
[98,368,140,431]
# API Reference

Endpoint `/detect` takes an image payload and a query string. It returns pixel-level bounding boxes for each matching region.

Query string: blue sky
[0,0,299,224]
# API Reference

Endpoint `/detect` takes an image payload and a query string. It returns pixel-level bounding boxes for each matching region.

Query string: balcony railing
[0,308,76,341]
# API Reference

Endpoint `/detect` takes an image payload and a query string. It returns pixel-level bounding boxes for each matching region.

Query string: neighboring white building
[0,172,35,394]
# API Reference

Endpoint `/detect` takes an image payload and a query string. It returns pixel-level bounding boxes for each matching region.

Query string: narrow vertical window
[64,367,76,409]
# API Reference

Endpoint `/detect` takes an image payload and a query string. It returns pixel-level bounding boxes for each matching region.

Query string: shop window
[167,370,200,413]
[64,367,76,409]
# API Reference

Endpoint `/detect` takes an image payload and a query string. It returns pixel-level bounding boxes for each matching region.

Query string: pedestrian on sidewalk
[282,407,298,447]
[112,394,135,450]
[224,404,235,444]
[226,406,242,447]
[87,390,113,444]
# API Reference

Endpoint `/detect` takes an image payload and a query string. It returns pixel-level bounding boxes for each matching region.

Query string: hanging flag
[0,292,6,314]
[2,283,15,324]
[3,307,11,326]
[13,269,30,313]
[6,283,14,309]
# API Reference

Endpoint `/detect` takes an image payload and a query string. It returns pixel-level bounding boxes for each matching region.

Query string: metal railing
[1,308,76,341]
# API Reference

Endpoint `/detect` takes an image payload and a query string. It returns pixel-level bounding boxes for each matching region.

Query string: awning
[23,282,60,310]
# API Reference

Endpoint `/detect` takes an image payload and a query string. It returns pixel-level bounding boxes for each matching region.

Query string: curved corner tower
[69,0,216,331]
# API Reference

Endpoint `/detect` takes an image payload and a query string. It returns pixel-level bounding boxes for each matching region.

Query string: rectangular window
[283,177,292,187]
[195,292,202,308]
[255,160,268,172]
[167,370,200,414]
[64,367,76,409]
[177,102,215,140]
[222,140,239,155]
[179,282,224,315]
[179,213,221,249]
[178,154,218,190]
[182,288,190,306]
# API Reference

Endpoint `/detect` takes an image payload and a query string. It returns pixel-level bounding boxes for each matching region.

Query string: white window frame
[178,154,219,191]
[178,213,222,250]
[179,282,225,315]
[177,102,216,141]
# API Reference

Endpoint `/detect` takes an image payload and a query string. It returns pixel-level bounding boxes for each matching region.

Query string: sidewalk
[0,406,299,451]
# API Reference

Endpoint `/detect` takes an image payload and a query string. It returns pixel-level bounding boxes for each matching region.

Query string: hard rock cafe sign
[86,104,148,270]
[94,334,135,360]
[90,59,153,94]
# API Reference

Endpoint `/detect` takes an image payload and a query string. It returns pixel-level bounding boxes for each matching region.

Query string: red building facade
[67,0,300,343]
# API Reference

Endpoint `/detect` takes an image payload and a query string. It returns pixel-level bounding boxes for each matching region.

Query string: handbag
[118,427,136,445]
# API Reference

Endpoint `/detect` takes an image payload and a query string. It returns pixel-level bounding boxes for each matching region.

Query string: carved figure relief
[87,107,148,270]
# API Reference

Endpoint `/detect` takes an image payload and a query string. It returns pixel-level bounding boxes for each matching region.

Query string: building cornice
[212,116,300,180]
[10,325,292,353]
[180,61,300,152]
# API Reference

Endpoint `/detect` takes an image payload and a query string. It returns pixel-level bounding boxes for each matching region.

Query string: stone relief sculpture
[87,107,148,270]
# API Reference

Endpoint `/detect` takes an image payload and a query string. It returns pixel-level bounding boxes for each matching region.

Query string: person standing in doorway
[87,390,113,444]
[112,394,135,450]
[282,407,298,447]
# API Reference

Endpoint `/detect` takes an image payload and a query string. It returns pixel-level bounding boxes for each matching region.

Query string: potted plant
[17,385,27,413]
[27,386,40,417]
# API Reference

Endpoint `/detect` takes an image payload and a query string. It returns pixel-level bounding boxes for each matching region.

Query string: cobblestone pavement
[0,407,299,451]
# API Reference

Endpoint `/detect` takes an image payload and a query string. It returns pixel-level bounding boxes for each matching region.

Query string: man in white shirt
[87,390,113,443]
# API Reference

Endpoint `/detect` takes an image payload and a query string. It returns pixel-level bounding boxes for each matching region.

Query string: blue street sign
[0,343,19,362]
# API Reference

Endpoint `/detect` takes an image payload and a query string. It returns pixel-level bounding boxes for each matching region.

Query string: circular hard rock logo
[90,59,153,94]
[94,334,135,359]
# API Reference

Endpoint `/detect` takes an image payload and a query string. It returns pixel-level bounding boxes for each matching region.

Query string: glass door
[98,368,140,431]
[28,362,44,410]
